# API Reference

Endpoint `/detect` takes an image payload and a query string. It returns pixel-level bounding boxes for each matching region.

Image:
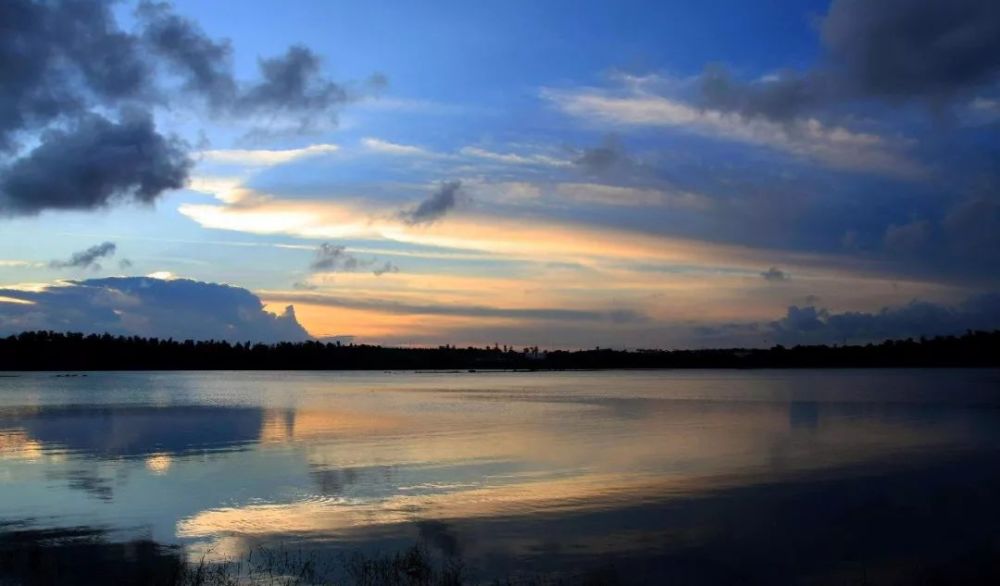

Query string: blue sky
[0,0,998,347]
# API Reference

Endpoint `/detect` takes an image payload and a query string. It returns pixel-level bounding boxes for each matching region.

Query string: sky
[1,0,999,348]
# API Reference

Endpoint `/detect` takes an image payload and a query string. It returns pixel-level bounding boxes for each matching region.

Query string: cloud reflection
[176,375,985,559]
[1,371,997,582]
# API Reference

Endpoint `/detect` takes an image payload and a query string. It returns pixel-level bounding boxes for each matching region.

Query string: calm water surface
[1,369,999,584]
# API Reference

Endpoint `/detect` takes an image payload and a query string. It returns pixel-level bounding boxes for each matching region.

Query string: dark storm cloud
[0,277,310,342]
[0,0,367,216]
[0,1,180,216]
[698,0,1000,119]
[771,293,1000,345]
[700,67,822,122]
[137,0,237,109]
[54,3,151,103]
[402,181,462,225]
[50,242,117,270]
[0,112,191,216]
[266,293,647,324]
[237,46,349,121]
[138,3,349,123]
[760,267,790,282]
[822,0,1000,102]
[0,0,152,151]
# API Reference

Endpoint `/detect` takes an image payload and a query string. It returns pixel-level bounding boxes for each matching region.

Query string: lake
[1,369,999,584]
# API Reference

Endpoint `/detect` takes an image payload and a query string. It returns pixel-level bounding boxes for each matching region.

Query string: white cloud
[458,146,570,167]
[543,88,923,178]
[358,139,571,169]
[0,296,34,305]
[146,271,178,280]
[354,96,477,115]
[200,144,339,166]
[186,175,247,203]
[187,175,244,194]
[176,190,877,282]
[361,138,436,157]
[0,260,44,268]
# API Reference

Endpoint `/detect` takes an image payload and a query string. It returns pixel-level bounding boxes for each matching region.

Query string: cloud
[361,138,435,157]
[372,261,400,276]
[266,292,646,324]
[236,46,347,126]
[944,197,1000,263]
[358,139,569,168]
[572,136,637,175]
[966,97,1000,124]
[200,144,338,166]
[458,146,568,167]
[310,243,359,272]
[771,292,1000,344]
[401,181,462,225]
[0,0,367,216]
[137,0,236,109]
[551,182,711,209]
[821,0,1000,103]
[697,0,1000,123]
[883,220,931,255]
[0,260,44,268]
[699,67,823,123]
[139,2,351,125]
[177,191,879,278]
[0,277,310,342]
[760,267,789,282]
[50,242,117,271]
[366,72,389,92]
[0,0,152,151]
[545,89,921,177]
[0,112,191,216]
[307,242,400,277]
[146,270,177,280]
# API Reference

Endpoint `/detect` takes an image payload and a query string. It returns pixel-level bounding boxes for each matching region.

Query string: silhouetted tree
[0,330,997,371]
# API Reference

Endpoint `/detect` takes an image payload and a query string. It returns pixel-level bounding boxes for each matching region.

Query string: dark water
[0,369,998,584]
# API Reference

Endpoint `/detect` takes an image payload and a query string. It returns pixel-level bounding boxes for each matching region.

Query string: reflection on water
[0,523,184,586]
[0,369,998,583]
[6,405,264,458]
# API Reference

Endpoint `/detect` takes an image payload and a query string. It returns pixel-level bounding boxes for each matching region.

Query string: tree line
[0,330,998,370]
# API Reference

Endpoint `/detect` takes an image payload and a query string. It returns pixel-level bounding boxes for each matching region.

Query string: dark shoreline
[2,330,998,371]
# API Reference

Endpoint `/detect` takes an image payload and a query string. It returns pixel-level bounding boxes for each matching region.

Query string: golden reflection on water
[0,370,992,568]
[259,408,401,443]
[0,429,45,461]
[173,387,978,558]
[145,452,173,475]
